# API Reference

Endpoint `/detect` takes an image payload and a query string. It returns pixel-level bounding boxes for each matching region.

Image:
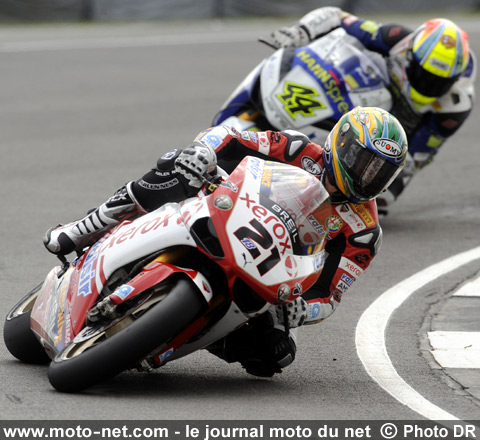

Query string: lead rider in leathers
[44,107,408,377]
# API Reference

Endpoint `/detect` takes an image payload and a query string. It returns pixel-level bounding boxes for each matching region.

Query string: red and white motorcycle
[4,157,331,392]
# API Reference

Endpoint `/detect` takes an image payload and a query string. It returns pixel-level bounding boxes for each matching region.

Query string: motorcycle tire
[3,283,51,364]
[47,277,206,393]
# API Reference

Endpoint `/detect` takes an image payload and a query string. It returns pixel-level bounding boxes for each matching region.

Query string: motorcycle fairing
[31,202,201,355]
[261,29,391,130]
[214,28,392,142]
[207,157,327,305]
[95,202,196,282]
[109,260,213,306]
[30,265,75,356]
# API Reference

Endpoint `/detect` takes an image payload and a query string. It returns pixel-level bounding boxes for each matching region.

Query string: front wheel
[47,278,206,393]
[3,283,51,364]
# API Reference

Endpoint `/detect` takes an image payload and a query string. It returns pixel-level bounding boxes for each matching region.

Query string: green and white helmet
[323,107,408,204]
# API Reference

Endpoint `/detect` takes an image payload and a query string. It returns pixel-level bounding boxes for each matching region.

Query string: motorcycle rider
[260,8,476,216]
[44,106,408,377]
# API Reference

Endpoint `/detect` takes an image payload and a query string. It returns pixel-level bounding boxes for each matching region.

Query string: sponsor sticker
[248,132,258,143]
[336,204,365,233]
[312,251,326,272]
[277,284,291,302]
[241,237,257,251]
[326,215,343,232]
[372,138,404,161]
[78,241,102,297]
[220,181,238,192]
[257,132,270,155]
[159,348,174,365]
[202,134,223,149]
[160,149,178,160]
[309,302,321,319]
[351,203,375,228]
[428,57,450,72]
[335,281,349,293]
[341,273,355,286]
[138,178,179,191]
[214,195,233,210]
[339,257,364,277]
[301,156,322,176]
[114,285,135,300]
[293,282,303,296]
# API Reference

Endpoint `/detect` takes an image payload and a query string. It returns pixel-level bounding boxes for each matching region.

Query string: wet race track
[0,16,479,423]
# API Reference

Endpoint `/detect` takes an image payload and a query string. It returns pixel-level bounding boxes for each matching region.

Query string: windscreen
[259,161,331,256]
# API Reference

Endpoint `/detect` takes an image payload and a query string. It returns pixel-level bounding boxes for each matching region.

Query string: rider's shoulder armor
[434,51,476,114]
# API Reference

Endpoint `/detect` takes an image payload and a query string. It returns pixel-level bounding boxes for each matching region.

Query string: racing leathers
[261,7,476,215]
[44,126,382,376]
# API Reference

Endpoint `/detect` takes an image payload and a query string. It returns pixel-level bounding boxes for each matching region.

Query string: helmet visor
[406,54,460,97]
[337,138,402,201]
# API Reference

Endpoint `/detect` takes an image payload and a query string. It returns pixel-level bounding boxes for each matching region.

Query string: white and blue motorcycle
[213,28,392,144]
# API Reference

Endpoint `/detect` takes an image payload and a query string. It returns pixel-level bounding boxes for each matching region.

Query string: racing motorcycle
[213,27,392,143]
[4,157,331,393]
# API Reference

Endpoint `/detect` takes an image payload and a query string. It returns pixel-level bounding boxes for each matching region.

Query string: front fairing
[259,28,392,130]
[207,157,331,304]
[30,265,74,356]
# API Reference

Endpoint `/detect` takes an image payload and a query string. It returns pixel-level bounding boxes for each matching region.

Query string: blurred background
[0,0,479,22]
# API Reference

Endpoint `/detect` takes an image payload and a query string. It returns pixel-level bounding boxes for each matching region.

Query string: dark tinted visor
[338,138,401,201]
[406,53,459,97]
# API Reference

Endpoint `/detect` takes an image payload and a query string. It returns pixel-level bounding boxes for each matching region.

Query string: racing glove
[259,24,310,49]
[275,297,308,329]
[174,141,217,188]
[259,7,343,49]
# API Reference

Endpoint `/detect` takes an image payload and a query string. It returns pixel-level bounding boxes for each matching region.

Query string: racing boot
[207,308,298,377]
[43,182,146,256]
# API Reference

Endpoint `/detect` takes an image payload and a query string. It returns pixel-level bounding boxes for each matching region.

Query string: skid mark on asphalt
[355,246,480,420]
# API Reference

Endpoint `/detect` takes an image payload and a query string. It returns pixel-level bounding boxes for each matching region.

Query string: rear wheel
[3,284,51,364]
[47,277,206,393]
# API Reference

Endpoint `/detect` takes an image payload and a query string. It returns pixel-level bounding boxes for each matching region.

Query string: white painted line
[454,276,480,297]
[430,351,480,369]
[428,331,480,349]
[428,331,480,368]
[356,246,480,421]
[0,32,255,53]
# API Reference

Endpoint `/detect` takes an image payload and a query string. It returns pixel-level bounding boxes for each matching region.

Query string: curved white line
[356,246,480,420]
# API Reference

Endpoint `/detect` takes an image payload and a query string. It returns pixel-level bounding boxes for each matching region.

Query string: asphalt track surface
[0,16,479,422]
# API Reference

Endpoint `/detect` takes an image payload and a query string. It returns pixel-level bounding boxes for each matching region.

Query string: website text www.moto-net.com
[1,421,479,440]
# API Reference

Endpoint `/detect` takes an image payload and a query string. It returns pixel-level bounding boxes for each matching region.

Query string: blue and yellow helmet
[323,107,408,204]
[406,18,469,103]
